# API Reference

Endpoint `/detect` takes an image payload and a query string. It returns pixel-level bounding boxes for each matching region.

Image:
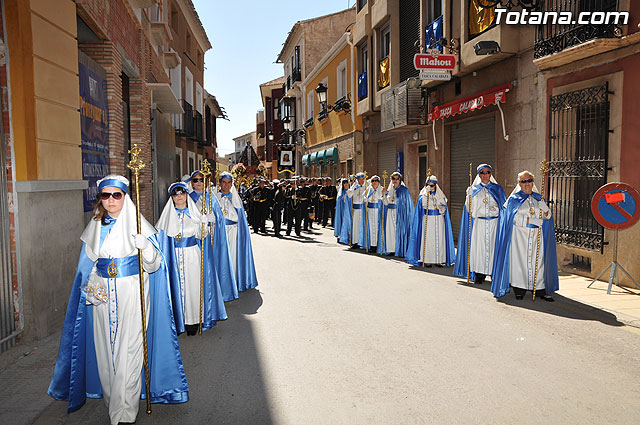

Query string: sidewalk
[557,272,640,328]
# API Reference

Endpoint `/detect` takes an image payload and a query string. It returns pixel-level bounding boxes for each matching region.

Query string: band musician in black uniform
[319,176,338,227]
[271,179,286,237]
[299,177,313,232]
[286,178,302,237]
[252,178,271,234]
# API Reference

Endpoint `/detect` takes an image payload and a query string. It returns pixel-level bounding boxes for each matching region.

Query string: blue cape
[379,185,415,257]
[337,193,353,245]
[453,182,507,279]
[234,204,259,292]
[490,191,559,298]
[190,191,238,302]
[358,197,383,249]
[405,194,455,266]
[48,239,189,413]
[156,230,227,334]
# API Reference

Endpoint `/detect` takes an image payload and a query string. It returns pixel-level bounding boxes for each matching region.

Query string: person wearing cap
[298,177,313,233]
[319,177,338,228]
[491,171,558,301]
[454,164,507,284]
[380,172,415,257]
[346,172,367,248]
[155,182,228,336]
[406,175,455,267]
[335,178,352,244]
[357,175,384,252]
[285,178,300,236]
[309,177,321,225]
[213,172,259,292]
[49,175,188,425]
[271,179,286,237]
[252,178,270,234]
[184,170,238,302]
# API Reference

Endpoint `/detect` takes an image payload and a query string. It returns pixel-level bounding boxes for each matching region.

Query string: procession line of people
[48,170,258,425]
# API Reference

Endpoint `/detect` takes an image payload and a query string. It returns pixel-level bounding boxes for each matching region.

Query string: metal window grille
[548,83,610,252]
[534,0,621,59]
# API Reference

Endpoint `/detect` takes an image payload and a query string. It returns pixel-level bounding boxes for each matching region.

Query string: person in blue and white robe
[379,172,415,257]
[346,172,366,249]
[184,170,238,302]
[491,170,558,301]
[406,176,455,267]
[358,175,384,252]
[48,175,188,425]
[454,164,507,284]
[335,178,352,245]
[156,182,227,336]
[213,172,259,292]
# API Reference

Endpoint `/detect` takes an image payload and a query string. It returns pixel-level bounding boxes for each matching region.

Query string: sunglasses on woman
[520,179,534,183]
[171,189,187,196]
[100,192,123,200]
[391,177,400,181]
[479,171,491,175]
[428,184,436,187]
[192,178,204,183]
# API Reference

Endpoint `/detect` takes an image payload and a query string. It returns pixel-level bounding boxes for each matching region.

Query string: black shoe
[296,233,301,237]
[185,324,198,336]
[286,232,291,236]
[541,295,555,302]
[425,264,432,268]
[515,294,524,300]
[435,264,443,268]
[350,244,360,249]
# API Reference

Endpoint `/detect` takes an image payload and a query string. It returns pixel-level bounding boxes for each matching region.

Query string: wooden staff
[199,159,212,334]
[349,176,355,246]
[364,171,369,250]
[381,170,388,254]
[422,168,432,268]
[532,160,549,302]
[467,162,473,284]
[125,144,151,415]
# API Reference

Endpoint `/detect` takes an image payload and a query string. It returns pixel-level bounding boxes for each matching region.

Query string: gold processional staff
[532,160,549,302]
[467,162,473,284]
[422,168,432,268]
[199,159,212,334]
[125,144,152,415]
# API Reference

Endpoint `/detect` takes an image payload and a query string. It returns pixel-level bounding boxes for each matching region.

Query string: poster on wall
[277,146,295,175]
[79,61,110,212]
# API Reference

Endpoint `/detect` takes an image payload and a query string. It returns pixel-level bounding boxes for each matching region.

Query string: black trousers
[272,207,282,234]
[287,205,302,235]
[302,204,312,230]
[512,287,547,298]
[322,201,335,226]
[254,203,268,232]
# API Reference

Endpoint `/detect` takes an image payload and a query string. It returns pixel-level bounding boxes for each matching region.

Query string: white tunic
[465,186,500,275]
[92,231,161,425]
[215,191,240,276]
[364,186,383,247]
[418,191,448,264]
[346,183,366,244]
[509,197,551,290]
[174,211,204,325]
[383,186,398,253]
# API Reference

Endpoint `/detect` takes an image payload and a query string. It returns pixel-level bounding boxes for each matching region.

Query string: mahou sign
[414,54,456,71]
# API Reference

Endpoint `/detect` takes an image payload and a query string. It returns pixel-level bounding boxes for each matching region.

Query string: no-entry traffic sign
[591,182,640,230]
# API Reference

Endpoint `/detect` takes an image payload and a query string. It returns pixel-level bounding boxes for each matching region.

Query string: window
[292,46,301,82]
[358,42,368,100]
[428,0,443,22]
[184,67,193,106]
[187,151,195,174]
[378,25,391,90]
[357,0,367,12]
[197,154,203,169]
[307,90,314,121]
[175,147,183,180]
[336,59,348,100]
[380,25,390,60]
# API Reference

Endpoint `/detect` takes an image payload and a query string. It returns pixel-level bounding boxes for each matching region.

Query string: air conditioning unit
[381,81,425,132]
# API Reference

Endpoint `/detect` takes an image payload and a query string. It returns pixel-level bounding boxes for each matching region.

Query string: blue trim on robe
[208,195,239,302]
[490,191,559,298]
[156,229,227,335]
[48,240,189,413]
[405,194,455,266]
[454,183,506,279]
[379,185,415,257]
[234,205,259,291]
[358,199,383,249]
[337,193,353,245]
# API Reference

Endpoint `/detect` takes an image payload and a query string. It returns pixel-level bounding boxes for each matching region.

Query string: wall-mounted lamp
[315,83,328,106]
[474,40,501,56]
[267,131,274,141]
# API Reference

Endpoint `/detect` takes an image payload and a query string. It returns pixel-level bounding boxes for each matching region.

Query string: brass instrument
[467,163,473,284]
[532,160,549,301]
[422,168,432,267]
[125,144,151,415]
[199,160,212,333]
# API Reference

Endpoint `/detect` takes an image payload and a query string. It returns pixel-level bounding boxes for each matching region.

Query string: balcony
[180,101,194,138]
[292,67,301,83]
[195,111,204,144]
[150,21,172,46]
[304,118,314,128]
[131,0,156,8]
[534,0,625,70]
[162,48,180,69]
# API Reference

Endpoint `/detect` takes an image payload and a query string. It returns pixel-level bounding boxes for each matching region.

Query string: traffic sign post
[588,182,640,294]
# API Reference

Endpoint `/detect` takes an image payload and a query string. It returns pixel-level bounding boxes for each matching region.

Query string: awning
[318,150,326,164]
[310,152,318,164]
[428,82,511,149]
[302,154,310,167]
[324,147,338,163]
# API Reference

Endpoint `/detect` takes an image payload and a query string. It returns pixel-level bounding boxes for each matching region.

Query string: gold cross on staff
[127,144,146,174]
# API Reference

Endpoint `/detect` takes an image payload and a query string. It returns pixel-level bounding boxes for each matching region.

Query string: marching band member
[379,172,414,257]
[319,177,337,228]
[491,171,558,301]
[335,178,352,244]
[346,172,366,249]
[156,182,227,336]
[49,175,188,425]
[184,170,238,302]
[359,175,384,252]
[406,176,455,267]
[454,164,507,284]
[213,172,259,292]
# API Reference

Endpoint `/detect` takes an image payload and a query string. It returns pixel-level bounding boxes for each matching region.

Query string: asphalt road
[3,224,640,424]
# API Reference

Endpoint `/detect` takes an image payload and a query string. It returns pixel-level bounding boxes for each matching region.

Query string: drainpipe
[346,31,355,125]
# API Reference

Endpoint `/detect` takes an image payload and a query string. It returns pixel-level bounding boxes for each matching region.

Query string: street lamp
[315,83,328,109]
[267,130,274,141]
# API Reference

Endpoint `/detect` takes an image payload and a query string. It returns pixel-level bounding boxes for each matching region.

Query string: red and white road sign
[414,54,456,71]
[591,182,640,230]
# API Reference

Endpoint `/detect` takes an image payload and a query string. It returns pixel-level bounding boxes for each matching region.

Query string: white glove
[134,234,149,250]
[207,213,215,224]
[200,214,209,224]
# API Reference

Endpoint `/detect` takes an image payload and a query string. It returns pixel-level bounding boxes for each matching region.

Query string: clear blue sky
[193,0,356,158]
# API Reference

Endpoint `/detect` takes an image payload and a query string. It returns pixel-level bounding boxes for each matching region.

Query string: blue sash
[96,255,139,278]
[425,209,440,216]
[476,216,498,220]
[225,219,238,225]
[174,236,198,248]
[526,223,539,229]
[386,204,397,210]
[352,203,363,210]
[367,203,379,209]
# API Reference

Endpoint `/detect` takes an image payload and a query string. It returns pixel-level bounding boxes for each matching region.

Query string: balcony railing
[182,100,194,138]
[292,67,301,83]
[534,0,622,59]
[195,111,205,144]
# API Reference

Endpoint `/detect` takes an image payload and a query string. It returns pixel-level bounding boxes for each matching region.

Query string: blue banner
[79,62,109,212]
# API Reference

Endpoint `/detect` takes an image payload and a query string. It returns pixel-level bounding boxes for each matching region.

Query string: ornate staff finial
[201,158,212,177]
[126,144,146,174]
[540,159,549,174]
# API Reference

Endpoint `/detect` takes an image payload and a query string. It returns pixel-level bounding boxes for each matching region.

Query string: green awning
[310,152,318,164]
[301,154,310,167]
[325,147,338,163]
[318,150,326,164]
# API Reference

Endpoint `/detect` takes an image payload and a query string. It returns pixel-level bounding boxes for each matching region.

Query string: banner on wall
[79,62,110,212]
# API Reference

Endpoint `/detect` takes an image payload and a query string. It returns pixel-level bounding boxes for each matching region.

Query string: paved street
[3,225,640,425]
